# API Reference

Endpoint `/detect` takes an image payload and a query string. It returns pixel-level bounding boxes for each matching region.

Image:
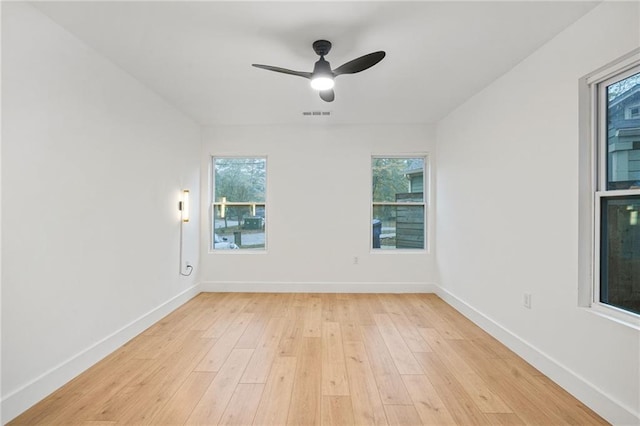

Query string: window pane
[600,195,640,314]
[213,204,265,250]
[373,205,425,250]
[212,157,266,251]
[606,72,640,190]
[372,158,424,202]
[214,158,266,202]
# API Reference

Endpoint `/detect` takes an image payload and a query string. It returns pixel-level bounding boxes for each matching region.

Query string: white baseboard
[1,284,201,425]
[434,286,640,426]
[199,281,438,293]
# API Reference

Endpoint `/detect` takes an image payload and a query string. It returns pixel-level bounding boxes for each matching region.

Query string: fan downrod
[313,40,332,57]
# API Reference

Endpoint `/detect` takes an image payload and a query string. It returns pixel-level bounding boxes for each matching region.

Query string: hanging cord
[180,264,194,277]
[179,216,194,276]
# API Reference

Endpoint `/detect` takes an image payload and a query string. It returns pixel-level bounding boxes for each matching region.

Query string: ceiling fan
[252,40,386,102]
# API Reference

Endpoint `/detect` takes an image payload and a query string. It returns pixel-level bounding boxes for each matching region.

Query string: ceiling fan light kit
[252,39,385,102]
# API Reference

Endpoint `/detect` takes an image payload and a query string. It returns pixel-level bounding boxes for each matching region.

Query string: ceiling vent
[302,111,331,116]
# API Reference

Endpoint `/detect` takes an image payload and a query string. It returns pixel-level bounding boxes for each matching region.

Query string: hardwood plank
[333,296,353,323]
[483,413,527,425]
[343,341,388,425]
[348,293,375,325]
[360,325,413,405]
[140,300,194,337]
[219,383,265,425]
[460,353,576,425]
[186,348,254,425]
[373,313,422,374]
[385,308,433,353]
[10,354,148,425]
[240,292,272,315]
[471,336,519,359]
[501,357,607,425]
[426,294,486,340]
[322,293,338,322]
[189,294,237,331]
[195,312,253,372]
[148,371,216,425]
[235,313,270,349]
[418,327,512,414]
[340,320,362,343]
[391,294,433,328]
[201,294,252,339]
[241,316,287,383]
[533,374,607,424]
[126,334,174,360]
[81,333,208,424]
[413,351,492,425]
[322,322,350,396]
[365,294,388,315]
[85,363,160,423]
[409,295,464,339]
[383,404,423,426]
[303,294,323,337]
[321,396,356,426]
[287,338,322,425]
[277,311,304,356]
[253,356,297,426]
[114,333,216,424]
[401,374,456,425]
[270,292,295,318]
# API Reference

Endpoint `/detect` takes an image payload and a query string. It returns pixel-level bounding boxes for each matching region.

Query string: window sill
[208,250,267,255]
[370,249,430,255]
[583,303,640,331]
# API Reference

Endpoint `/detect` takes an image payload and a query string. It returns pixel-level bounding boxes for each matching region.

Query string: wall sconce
[179,190,190,223]
[178,189,193,276]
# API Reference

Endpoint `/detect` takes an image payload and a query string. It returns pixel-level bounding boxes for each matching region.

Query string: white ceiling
[32,1,599,127]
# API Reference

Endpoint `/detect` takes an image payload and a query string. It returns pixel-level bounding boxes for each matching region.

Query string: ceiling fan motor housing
[312,40,332,57]
[312,57,333,76]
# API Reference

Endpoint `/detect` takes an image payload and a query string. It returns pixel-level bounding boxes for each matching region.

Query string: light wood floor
[10,293,608,425]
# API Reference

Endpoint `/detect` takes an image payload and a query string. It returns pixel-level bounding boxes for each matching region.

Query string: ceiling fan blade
[319,89,335,102]
[332,51,386,76]
[252,64,311,79]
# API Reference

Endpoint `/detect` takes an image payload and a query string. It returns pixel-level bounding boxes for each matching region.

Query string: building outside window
[593,63,640,316]
[211,157,266,251]
[372,156,427,250]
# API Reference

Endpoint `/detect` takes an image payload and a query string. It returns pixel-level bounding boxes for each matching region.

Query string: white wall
[1,3,201,422]
[200,124,436,292]
[436,2,640,425]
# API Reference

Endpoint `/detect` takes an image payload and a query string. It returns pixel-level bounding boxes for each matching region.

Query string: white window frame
[371,155,429,253]
[210,156,267,253]
[582,50,640,327]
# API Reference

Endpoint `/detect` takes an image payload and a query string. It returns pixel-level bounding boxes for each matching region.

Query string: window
[593,63,640,316]
[372,157,427,250]
[211,157,266,251]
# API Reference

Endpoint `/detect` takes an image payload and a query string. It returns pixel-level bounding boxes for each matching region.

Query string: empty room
[2,1,639,425]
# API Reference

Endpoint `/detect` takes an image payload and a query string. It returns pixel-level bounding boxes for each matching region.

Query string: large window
[372,157,426,250]
[593,63,640,316]
[212,157,266,251]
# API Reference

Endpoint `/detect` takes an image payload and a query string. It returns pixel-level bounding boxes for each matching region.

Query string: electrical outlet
[353,256,359,265]
[523,293,532,309]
